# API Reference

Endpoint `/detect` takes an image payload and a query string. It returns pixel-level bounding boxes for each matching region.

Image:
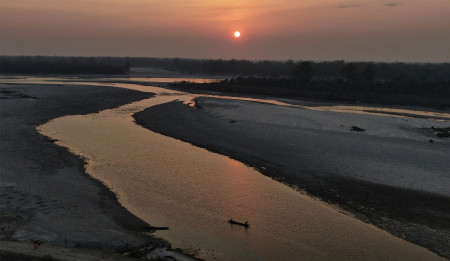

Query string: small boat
[228,219,249,228]
[143,225,170,231]
[152,226,170,230]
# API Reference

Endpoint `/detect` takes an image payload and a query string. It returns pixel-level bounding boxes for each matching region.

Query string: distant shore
[134,96,450,258]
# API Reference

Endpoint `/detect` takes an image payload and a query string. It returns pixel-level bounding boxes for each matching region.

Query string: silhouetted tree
[294,61,315,85]
[339,63,361,82]
[363,62,376,82]
[0,56,129,74]
[124,62,131,74]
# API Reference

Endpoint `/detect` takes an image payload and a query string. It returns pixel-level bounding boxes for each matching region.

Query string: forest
[169,60,450,108]
[0,56,130,74]
[1,56,449,107]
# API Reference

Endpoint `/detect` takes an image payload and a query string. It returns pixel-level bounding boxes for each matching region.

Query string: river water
[28,78,443,260]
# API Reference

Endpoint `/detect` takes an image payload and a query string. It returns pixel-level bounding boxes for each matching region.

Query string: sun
[234,31,241,38]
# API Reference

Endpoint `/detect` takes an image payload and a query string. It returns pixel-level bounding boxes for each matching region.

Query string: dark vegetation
[0,56,130,74]
[431,127,450,138]
[350,126,366,132]
[0,89,36,99]
[2,56,449,107]
[0,252,43,261]
[170,60,450,108]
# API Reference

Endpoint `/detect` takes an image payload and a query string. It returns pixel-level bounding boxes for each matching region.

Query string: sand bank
[0,83,156,256]
[134,96,450,258]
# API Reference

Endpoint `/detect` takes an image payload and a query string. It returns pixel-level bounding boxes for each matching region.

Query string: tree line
[3,56,449,83]
[171,61,450,108]
[0,56,130,74]
[1,56,449,107]
[153,58,450,84]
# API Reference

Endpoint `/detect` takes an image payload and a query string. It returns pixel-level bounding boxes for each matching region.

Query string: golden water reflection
[37,82,444,261]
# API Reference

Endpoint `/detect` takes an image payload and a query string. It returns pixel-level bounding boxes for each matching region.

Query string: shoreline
[0,83,177,259]
[133,96,450,258]
[162,83,450,115]
[2,78,448,259]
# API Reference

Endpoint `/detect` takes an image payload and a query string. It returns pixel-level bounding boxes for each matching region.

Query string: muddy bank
[0,83,156,253]
[134,97,450,258]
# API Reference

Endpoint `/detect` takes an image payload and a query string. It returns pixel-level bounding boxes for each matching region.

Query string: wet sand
[134,97,450,258]
[0,83,159,257]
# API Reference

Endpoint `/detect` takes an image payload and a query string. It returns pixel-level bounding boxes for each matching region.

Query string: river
[25,77,443,260]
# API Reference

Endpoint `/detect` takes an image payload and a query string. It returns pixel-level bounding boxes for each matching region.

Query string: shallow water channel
[36,80,442,261]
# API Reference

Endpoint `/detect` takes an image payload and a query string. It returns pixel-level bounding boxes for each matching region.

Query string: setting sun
[234,31,240,38]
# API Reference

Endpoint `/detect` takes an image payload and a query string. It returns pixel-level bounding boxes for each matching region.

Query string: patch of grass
[431,127,450,138]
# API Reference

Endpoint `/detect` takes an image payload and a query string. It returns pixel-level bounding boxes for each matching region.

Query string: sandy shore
[2,77,449,259]
[0,83,168,259]
[134,96,450,258]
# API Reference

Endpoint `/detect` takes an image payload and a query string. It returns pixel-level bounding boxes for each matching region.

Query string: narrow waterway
[35,80,443,260]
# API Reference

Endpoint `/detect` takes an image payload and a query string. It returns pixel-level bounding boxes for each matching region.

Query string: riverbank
[0,83,175,259]
[134,97,450,258]
[2,78,448,260]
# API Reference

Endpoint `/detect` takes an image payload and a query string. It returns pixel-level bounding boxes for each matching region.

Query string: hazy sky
[1,0,449,62]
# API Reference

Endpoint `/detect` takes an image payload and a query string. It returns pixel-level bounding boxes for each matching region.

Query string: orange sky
[1,0,449,62]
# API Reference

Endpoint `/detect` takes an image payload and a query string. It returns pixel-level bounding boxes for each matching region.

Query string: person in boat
[245,221,248,226]
[33,240,41,249]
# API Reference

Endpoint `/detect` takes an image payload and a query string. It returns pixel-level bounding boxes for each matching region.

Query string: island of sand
[134,96,450,258]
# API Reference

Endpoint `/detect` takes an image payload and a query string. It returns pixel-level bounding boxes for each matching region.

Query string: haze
[1,0,449,62]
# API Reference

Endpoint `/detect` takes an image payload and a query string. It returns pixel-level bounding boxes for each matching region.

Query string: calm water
[103,77,222,83]
[31,79,443,260]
